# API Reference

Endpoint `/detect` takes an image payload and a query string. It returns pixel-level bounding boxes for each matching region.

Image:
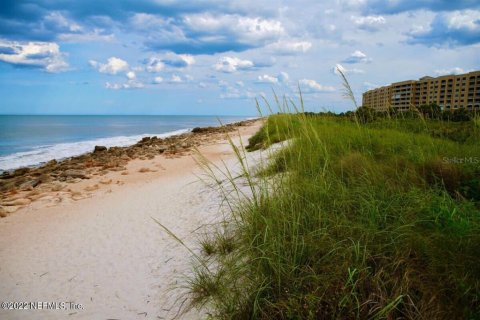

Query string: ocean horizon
[0,115,255,172]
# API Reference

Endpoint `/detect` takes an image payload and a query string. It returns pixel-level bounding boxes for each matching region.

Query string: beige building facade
[362,71,480,112]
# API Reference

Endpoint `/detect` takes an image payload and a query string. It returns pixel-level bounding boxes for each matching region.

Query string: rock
[157,145,168,153]
[45,159,57,166]
[140,137,151,143]
[62,169,88,179]
[2,205,20,214]
[192,127,203,133]
[19,180,40,191]
[180,142,189,149]
[12,167,30,177]
[0,206,7,218]
[2,198,31,206]
[94,145,107,153]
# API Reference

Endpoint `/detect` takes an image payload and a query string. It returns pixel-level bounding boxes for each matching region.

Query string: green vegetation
[188,102,480,319]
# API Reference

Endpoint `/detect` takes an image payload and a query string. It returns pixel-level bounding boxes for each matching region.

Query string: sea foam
[0,129,190,172]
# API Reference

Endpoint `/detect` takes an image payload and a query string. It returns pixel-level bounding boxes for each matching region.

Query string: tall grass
[184,96,480,319]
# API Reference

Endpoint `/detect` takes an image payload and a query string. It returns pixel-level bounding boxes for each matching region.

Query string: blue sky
[0,0,479,115]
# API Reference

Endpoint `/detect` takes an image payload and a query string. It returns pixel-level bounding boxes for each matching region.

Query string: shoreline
[0,118,265,319]
[0,118,262,217]
[0,116,260,173]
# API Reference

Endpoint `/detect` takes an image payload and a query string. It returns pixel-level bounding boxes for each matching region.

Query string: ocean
[0,115,254,172]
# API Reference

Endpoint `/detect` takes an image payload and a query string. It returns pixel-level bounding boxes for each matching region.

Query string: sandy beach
[0,119,263,319]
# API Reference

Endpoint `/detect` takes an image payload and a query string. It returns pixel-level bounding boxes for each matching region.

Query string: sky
[0,0,479,116]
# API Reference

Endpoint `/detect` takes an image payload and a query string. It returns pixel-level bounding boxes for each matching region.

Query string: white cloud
[144,52,194,73]
[126,71,136,80]
[352,15,386,31]
[299,79,335,93]
[407,10,480,47]
[90,57,129,74]
[58,30,115,43]
[214,56,254,73]
[342,50,372,64]
[444,10,479,30]
[256,72,290,85]
[257,74,279,84]
[266,40,312,54]
[144,57,165,73]
[161,52,195,68]
[184,13,285,44]
[153,76,163,83]
[0,40,69,72]
[333,64,365,74]
[105,79,144,90]
[44,12,83,33]
[434,67,467,75]
[170,74,183,83]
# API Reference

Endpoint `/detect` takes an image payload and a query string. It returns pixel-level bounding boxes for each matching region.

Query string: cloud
[333,64,365,74]
[343,0,480,14]
[214,56,254,73]
[434,67,468,75]
[299,79,335,93]
[166,74,193,83]
[130,12,285,54]
[153,76,163,83]
[90,57,129,74]
[105,79,144,90]
[126,71,136,79]
[257,74,279,84]
[160,52,195,68]
[0,39,68,72]
[0,6,114,42]
[352,15,386,31]
[170,74,183,83]
[406,10,480,47]
[143,57,165,73]
[143,52,194,73]
[256,72,290,85]
[0,2,285,53]
[342,50,372,64]
[266,40,312,55]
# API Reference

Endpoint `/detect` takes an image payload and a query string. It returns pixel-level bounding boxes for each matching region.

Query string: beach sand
[0,120,263,319]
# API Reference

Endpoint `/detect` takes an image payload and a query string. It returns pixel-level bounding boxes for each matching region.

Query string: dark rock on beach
[94,145,107,153]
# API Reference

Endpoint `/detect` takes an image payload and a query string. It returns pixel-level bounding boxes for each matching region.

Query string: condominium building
[362,71,480,112]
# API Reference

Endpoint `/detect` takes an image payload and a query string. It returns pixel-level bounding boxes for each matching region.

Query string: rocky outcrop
[94,145,107,153]
[62,169,89,179]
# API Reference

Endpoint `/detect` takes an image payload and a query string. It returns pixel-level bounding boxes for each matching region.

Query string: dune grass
[187,99,480,319]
